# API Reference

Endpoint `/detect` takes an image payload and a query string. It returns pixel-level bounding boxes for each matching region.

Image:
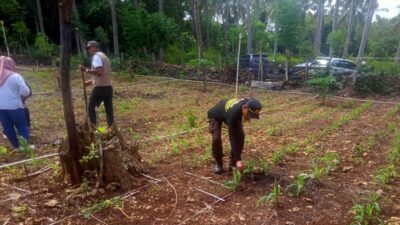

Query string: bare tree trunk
[357,0,376,68]
[395,40,400,63]
[159,0,164,61]
[58,0,82,185]
[191,0,203,58]
[72,0,87,57]
[329,0,340,58]
[205,0,210,48]
[75,28,81,56]
[343,0,356,58]
[223,2,229,63]
[110,0,120,58]
[285,49,289,81]
[314,0,325,56]
[246,0,252,54]
[273,27,278,62]
[36,0,45,33]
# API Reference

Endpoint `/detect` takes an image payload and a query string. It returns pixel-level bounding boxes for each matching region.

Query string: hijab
[0,56,16,87]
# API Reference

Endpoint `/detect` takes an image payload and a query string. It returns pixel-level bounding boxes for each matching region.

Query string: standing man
[207,98,262,174]
[79,41,114,127]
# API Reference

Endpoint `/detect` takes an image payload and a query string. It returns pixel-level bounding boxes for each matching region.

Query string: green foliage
[274,0,304,52]
[286,174,306,197]
[187,59,215,67]
[258,181,281,207]
[318,152,340,175]
[184,110,197,129]
[120,7,178,56]
[224,168,242,192]
[12,204,28,215]
[355,73,394,95]
[94,27,109,46]
[349,193,382,225]
[82,197,123,219]
[374,164,398,185]
[306,73,341,104]
[311,161,325,182]
[80,143,99,165]
[326,30,345,54]
[0,146,7,157]
[31,33,56,60]
[170,141,180,156]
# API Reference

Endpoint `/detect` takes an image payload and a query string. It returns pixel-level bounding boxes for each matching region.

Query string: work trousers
[208,118,245,166]
[88,86,114,127]
[0,109,29,148]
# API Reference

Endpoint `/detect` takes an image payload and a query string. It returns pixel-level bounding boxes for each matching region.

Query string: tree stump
[59,118,147,190]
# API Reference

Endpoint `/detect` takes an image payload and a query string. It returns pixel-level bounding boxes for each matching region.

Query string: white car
[295,57,357,77]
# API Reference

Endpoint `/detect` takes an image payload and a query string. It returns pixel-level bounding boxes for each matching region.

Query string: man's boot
[214,164,224,174]
[228,160,236,172]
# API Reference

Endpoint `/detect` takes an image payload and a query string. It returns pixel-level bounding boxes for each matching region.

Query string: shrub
[306,73,341,104]
[355,73,393,95]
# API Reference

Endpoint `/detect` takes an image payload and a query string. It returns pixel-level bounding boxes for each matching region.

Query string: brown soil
[1,71,400,225]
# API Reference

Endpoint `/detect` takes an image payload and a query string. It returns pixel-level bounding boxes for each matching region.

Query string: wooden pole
[0,21,10,57]
[235,33,242,97]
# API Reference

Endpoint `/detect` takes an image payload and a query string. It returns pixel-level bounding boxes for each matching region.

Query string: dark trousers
[88,86,114,127]
[0,109,29,148]
[208,118,245,166]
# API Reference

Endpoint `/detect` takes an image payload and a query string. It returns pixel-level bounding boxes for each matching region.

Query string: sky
[375,0,400,19]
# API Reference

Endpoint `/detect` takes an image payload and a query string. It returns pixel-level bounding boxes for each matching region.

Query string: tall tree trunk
[357,0,376,68]
[273,27,278,62]
[58,0,82,185]
[72,0,86,57]
[223,1,229,63]
[314,0,325,56]
[395,40,400,63]
[343,0,356,58]
[329,0,340,58]
[36,0,45,33]
[191,0,203,58]
[159,0,164,61]
[285,49,289,81]
[205,0,210,48]
[110,0,120,58]
[246,0,252,54]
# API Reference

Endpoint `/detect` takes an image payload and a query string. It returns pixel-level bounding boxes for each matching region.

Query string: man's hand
[79,65,86,73]
[236,160,244,173]
[84,80,92,87]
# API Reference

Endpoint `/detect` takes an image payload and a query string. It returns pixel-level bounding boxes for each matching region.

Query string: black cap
[246,98,262,119]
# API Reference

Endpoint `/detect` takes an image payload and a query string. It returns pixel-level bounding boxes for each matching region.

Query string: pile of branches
[129,60,253,84]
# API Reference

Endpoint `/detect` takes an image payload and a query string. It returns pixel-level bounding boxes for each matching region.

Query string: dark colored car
[240,53,270,80]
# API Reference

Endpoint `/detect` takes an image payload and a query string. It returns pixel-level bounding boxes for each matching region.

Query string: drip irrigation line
[0,153,59,169]
[331,96,399,105]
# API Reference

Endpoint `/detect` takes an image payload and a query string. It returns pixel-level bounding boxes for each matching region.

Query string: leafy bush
[306,73,341,104]
[187,59,215,68]
[31,33,57,61]
[355,73,394,95]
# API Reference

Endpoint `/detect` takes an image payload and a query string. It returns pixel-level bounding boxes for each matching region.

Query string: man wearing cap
[207,98,262,174]
[79,41,114,127]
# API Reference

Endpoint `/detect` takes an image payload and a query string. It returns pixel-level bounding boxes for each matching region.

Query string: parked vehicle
[239,53,270,80]
[293,57,357,77]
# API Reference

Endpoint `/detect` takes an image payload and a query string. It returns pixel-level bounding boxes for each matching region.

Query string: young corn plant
[0,146,7,157]
[318,152,340,175]
[286,174,306,198]
[349,193,382,225]
[310,161,325,182]
[224,168,242,192]
[82,197,123,219]
[258,181,281,208]
[243,159,257,180]
[373,164,398,185]
[184,109,197,129]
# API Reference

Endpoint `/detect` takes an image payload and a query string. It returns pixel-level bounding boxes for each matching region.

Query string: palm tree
[110,0,120,58]
[191,0,203,58]
[329,0,340,58]
[159,0,164,61]
[246,0,252,54]
[342,0,356,57]
[314,0,325,56]
[36,0,45,33]
[356,0,378,67]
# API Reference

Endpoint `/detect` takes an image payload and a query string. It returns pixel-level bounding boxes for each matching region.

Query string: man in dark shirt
[207,98,262,174]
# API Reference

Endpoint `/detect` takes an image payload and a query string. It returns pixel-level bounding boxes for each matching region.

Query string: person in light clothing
[0,56,31,151]
[79,41,114,127]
